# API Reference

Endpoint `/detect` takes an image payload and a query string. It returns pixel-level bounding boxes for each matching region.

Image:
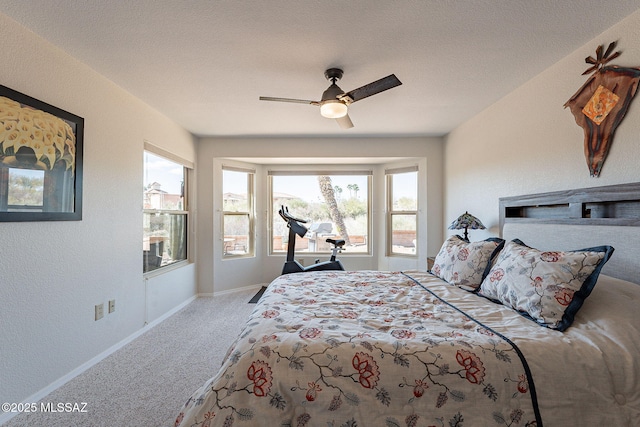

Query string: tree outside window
[270,172,370,254]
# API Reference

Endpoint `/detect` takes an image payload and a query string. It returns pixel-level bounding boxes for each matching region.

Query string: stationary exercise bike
[278,205,345,275]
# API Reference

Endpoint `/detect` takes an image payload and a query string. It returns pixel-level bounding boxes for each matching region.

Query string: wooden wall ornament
[564,41,640,177]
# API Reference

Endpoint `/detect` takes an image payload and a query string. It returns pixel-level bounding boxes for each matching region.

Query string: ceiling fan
[259,68,402,129]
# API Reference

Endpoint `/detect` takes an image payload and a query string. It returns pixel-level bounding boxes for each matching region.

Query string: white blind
[385,165,418,175]
[268,170,372,176]
[144,141,194,169]
[223,165,256,174]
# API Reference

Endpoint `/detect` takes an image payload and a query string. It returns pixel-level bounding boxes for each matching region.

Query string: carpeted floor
[4,287,259,427]
[248,285,267,303]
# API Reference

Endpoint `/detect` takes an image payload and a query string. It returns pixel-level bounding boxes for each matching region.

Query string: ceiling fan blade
[341,74,402,103]
[259,96,319,105]
[336,114,354,129]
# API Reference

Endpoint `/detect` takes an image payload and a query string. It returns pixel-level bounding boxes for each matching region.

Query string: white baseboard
[0,295,197,426]
[0,286,265,425]
[210,283,266,297]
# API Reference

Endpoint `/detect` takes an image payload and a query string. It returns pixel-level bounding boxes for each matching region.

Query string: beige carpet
[4,288,258,427]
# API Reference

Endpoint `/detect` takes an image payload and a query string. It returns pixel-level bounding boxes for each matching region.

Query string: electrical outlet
[95,303,104,321]
[108,299,115,313]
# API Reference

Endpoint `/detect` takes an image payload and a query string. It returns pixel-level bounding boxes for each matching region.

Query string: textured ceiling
[1,0,639,137]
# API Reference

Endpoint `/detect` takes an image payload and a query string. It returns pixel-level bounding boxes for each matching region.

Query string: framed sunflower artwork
[0,85,84,221]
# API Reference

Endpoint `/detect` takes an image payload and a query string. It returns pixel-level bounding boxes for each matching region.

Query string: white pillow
[431,235,504,290]
[478,239,614,331]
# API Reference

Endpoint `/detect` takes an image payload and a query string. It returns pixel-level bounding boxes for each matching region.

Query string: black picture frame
[0,85,83,221]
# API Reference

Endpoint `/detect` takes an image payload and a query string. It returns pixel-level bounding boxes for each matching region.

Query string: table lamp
[448,211,485,242]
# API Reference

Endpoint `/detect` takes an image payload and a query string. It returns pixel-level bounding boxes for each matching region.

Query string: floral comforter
[175,270,550,426]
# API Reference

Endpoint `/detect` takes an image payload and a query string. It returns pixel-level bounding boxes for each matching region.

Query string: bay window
[269,170,371,254]
[386,166,418,256]
[222,166,254,257]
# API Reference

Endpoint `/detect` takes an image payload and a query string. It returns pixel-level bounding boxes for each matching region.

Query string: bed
[176,183,640,427]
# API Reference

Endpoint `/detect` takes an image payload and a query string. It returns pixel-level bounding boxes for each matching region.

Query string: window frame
[268,168,372,256]
[386,165,419,257]
[222,165,255,259]
[143,144,193,274]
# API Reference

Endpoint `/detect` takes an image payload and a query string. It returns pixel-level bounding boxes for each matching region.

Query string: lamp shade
[320,100,348,118]
[320,82,348,118]
[448,211,485,241]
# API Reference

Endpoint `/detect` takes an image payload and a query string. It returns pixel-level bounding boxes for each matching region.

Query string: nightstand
[427,257,436,271]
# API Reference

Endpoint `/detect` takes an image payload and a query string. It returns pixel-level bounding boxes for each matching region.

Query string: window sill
[222,254,255,260]
[143,260,191,278]
[387,254,419,259]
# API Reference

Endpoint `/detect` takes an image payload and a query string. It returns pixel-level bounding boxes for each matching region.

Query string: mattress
[175,270,640,426]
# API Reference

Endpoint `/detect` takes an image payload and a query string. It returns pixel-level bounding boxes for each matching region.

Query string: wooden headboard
[499,182,640,285]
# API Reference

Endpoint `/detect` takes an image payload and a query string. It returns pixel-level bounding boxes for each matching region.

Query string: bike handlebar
[279,205,308,224]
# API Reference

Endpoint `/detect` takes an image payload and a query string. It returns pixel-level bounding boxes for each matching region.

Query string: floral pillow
[478,239,614,331]
[431,235,505,290]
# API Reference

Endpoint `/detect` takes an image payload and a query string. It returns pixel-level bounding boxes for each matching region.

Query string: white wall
[445,9,640,242]
[8,3,638,412]
[0,13,197,407]
[196,137,444,294]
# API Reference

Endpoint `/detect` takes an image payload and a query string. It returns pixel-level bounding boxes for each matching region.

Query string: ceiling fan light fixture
[259,68,402,129]
[320,100,348,118]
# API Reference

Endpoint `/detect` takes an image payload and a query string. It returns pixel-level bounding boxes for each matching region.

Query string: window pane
[223,169,249,212]
[392,171,417,211]
[391,214,417,254]
[143,152,184,210]
[272,174,369,253]
[143,149,189,273]
[222,168,253,257]
[143,212,187,272]
[7,168,44,211]
[223,213,250,255]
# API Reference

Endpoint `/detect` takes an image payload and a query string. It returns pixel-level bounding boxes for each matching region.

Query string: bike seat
[325,238,345,247]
